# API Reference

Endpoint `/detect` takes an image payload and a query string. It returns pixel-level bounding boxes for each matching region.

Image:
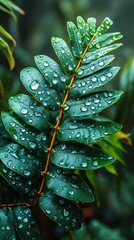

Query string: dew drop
[93,161,98,166]
[82,82,86,86]
[90,65,95,71]
[52,79,58,85]
[77,69,84,76]
[81,162,88,168]
[7,160,12,167]
[29,142,36,149]
[24,170,31,176]
[18,224,23,229]
[69,125,78,130]
[82,89,86,94]
[85,101,91,106]
[94,99,100,103]
[88,85,93,89]
[68,190,74,195]
[44,61,49,67]
[63,209,69,217]
[100,75,106,82]
[76,133,81,138]
[91,105,95,110]
[68,65,73,71]
[81,106,88,112]
[10,122,16,127]
[30,80,39,90]
[91,76,97,82]
[98,60,104,66]
[107,72,112,77]
[61,76,66,82]
[23,217,28,222]
[61,145,66,150]
[21,108,28,114]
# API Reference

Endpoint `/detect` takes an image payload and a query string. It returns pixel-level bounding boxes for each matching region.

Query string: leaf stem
[69,231,76,240]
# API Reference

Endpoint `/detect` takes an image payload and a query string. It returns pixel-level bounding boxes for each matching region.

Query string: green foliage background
[0,1,134,240]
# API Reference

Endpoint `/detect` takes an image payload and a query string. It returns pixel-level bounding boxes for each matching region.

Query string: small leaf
[87,17,97,36]
[70,67,120,97]
[57,118,122,144]
[64,91,123,119]
[83,43,123,64]
[96,17,113,36]
[67,21,83,58]
[77,16,90,46]
[1,111,48,152]
[46,165,94,202]
[51,143,115,170]
[51,37,76,73]
[76,55,115,79]
[20,67,61,110]
[105,164,118,175]
[39,189,84,230]
[34,55,70,91]
[89,32,123,50]
[0,143,41,179]
[0,208,16,240]
[0,26,16,46]
[14,206,41,240]
[9,94,51,130]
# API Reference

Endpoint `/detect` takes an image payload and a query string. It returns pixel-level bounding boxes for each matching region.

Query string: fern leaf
[0,16,124,234]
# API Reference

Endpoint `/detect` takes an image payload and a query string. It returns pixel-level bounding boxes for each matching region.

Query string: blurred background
[0,0,134,239]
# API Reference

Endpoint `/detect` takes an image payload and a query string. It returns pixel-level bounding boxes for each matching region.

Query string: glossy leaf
[0,37,15,70]
[83,43,123,64]
[39,189,84,230]
[67,21,83,58]
[57,118,122,144]
[14,206,41,240]
[87,17,97,36]
[76,55,115,79]
[0,143,41,179]
[0,208,16,240]
[64,91,123,119]
[96,17,113,36]
[51,37,76,73]
[1,112,48,152]
[20,67,61,110]
[34,55,69,91]
[9,94,51,130]
[89,32,123,51]
[51,143,115,170]
[77,16,90,46]
[46,165,94,202]
[70,67,120,97]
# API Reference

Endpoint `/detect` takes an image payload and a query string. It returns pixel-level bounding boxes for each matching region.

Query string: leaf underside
[0,16,123,235]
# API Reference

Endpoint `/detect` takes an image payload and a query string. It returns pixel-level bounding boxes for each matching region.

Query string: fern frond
[0,16,123,237]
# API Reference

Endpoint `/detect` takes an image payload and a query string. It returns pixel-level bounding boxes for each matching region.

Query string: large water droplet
[21,108,28,114]
[98,60,104,66]
[24,170,31,176]
[44,61,49,67]
[100,75,106,82]
[81,106,88,112]
[52,79,58,85]
[81,162,88,168]
[29,142,36,149]
[77,69,84,76]
[93,161,98,166]
[30,80,39,90]
[91,76,97,82]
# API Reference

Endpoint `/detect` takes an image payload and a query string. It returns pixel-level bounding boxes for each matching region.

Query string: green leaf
[105,164,118,175]
[0,163,38,200]
[51,143,115,170]
[46,165,94,202]
[0,26,16,46]
[0,143,41,179]
[77,16,90,47]
[34,55,70,91]
[67,21,83,58]
[9,94,51,130]
[76,55,115,78]
[89,32,123,50]
[20,67,61,110]
[87,17,97,36]
[0,37,15,70]
[57,118,122,144]
[51,37,76,73]
[96,17,113,36]
[64,91,123,119]
[14,206,41,240]
[1,112,48,152]
[70,67,120,97]
[39,189,84,230]
[0,208,16,240]
[83,43,123,64]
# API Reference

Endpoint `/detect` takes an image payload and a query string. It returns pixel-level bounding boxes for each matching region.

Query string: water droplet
[104,132,108,136]
[93,161,98,166]
[18,224,23,229]
[68,190,74,195]
[69,125,78,130]
[107,72,112,77]
[10,122,16,127]
[91,76,97,82]
[23,217,28,222]
[76,133,81,138]
[94,99,100,103]
[63,209,69,217]
[82,82,86,86]
[100,75,106,82]
[21,108,28,114]
[6,226,10,230]
[81,106,88,112]
[88,85,93,89]
[68,65,73,71]
[30,80,39,90]
[7,160,12,167]
[52,79,58,85]
[61,76,66,82]
[91,105,95,110]
[81,162,88,168]
[90,65,95,71]
[82,89,86,94]
[85,101,91,106]
[24,170,31,176]
[46,209,50,214]
[44,61,49,67]
[61,49,65,54]
[77,69,83,76]
[98,60,104,66]
[29,142,36,149]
